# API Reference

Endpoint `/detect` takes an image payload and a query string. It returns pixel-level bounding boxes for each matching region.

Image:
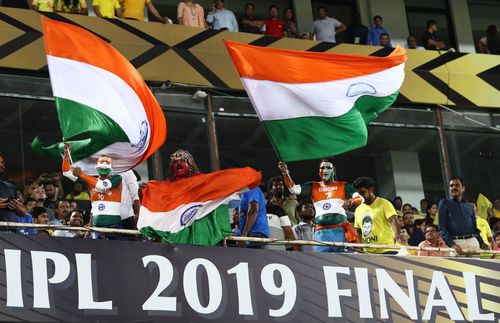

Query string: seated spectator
[425,201,438,225]
[367,15,391,46]
[239,2,263,34]
[93,0,123,18]
[379,33,391,48]
[1,0,32,9]
[24,178,40,200]
[397,215,403,227]
[345,12,368,45]
[30,206,49,225]
[310,6,346,43]
[52,199,71,225]
[403,211,425,246]
[32,0,55,12]
[121,0,170,23]
[490,218,500,236]
[264,5,284,38]
[267,176,298,226]
[414,218,425,232]
[422,20,446,50]
[283,7,297,38]
[55,0,88,15]
[66,181,90,201]
[402,203,413,215]
[177,0,206,28]
[24,198,37,212]
[407,35,425,50]
[42,180,58,209]
[206,0,238,32]
[7,199,36,235]
[392,196,403,216]
[234,187,268,248]
[418,224,450,257]
[292,200,315,252]
[54,210,85,238]
[477,25,499,55]
[494,232,500,251]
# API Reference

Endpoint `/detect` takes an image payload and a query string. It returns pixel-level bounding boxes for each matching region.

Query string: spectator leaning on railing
[206,0,238,32]
[417,224,450,257]
[239,2,263,34]
[93,0,123,18]
[292,200,315,252]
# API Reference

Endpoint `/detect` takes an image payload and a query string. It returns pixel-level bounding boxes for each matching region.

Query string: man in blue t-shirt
[236,187,269,248]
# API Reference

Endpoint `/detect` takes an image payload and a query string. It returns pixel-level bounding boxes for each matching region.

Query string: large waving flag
[139,167,261,245]
[32,18,166,174]
[225,41,406,161]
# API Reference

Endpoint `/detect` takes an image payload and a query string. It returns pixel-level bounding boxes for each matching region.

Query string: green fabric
[314,213,347,225]
[300,182,312,197]
[109,175,122,188]
[345,183,356,199]
[93,214,122,227]
[262,92,399,162]
[32,97,129,162]
[140,205,233,246]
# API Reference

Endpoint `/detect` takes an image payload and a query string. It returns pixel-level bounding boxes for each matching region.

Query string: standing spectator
[438,177,489,254]
[11,199,37,235]
[267,176,298,226]
[235,187,269,248]
[42,180,58,209]
[292,200,315,252]
[239,2,263,34]
[24,178,40,200]
[353,177,403,254]
[379,33,391,48]
[392,196,403,216]
[120,169,140,229]
[403,211,425,246]
[489,198,500,219]
[422,20,446,50]
[283,7,297,38]
[417,224,450,257]
[55,0,88,14]
[265,198,298,251]
[419,198,428,217]
[263,5,284,38]
[66,181,90,201]
[345,12,368,45]
[93,0,123,18]
[54,210,85,238]
[32,0,54,12]
[1,0,32,9]
[407,35,425,50]
[367,15,391,46]
[121,0,169,23]
[0,153,19,222]
[53,200,71,225]
[477,25,499,55]
[310,6,346,43]
[177,0,206,28]
[206,0,238,32]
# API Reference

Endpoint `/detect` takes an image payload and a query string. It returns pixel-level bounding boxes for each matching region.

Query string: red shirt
[264,18,284,37]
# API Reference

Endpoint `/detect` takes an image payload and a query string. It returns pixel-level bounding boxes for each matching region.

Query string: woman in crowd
[177,0,206,28]
[402,203,413,215]
[424,201,438,225]
[283,7,297,38]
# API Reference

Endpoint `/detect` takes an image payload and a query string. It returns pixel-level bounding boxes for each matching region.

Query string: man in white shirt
[310,6,346,43]
[206,0,238,32]
[120,170,141,229]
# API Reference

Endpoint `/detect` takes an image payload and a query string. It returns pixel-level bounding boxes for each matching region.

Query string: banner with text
[0,235,498,322]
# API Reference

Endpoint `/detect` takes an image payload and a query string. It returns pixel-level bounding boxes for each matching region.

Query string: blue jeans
[313,227,347,253]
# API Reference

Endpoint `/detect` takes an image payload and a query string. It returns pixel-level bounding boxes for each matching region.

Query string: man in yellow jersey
[93,0,123,18]
[32,0,54,12]
[120,0,169,23]
[353,176,403,254]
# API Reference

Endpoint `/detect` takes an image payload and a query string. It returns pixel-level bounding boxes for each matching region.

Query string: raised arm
[278,161,301,195]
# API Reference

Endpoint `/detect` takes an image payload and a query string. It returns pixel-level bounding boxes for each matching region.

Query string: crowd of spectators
[3,151,499,258]
[1,0,498,53]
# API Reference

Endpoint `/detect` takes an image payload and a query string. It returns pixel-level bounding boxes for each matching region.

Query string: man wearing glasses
[417,224,450,257]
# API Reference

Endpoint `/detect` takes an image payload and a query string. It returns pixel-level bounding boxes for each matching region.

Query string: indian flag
[32,18,166,174]
[224,41,406,161]
[138,167,261,245]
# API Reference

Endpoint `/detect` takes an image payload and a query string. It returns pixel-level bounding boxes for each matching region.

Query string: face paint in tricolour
[96,156,113,177]
[319,162,334,182]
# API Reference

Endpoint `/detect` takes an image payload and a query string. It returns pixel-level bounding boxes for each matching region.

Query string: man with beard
[267,176,298,225]
[63,143,122,228]
[54,210,85,238]
[438,177,489,254]
[266,177,298,251]
[278,159,359,252]
[292,200,315,252]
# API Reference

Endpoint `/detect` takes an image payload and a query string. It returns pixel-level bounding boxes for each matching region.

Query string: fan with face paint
[318,160,335,183]
[167,149,200,181]
[96,156,113,178]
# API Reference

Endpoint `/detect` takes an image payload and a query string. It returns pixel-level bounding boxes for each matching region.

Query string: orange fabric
[80,173,122,203]
[224,40,407,83]
[315,222,359,243]
[310,181,346,203]
[142,167,261,212]
[62,156,71,172]
[282,172,295,189]
[41,17,166,166]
